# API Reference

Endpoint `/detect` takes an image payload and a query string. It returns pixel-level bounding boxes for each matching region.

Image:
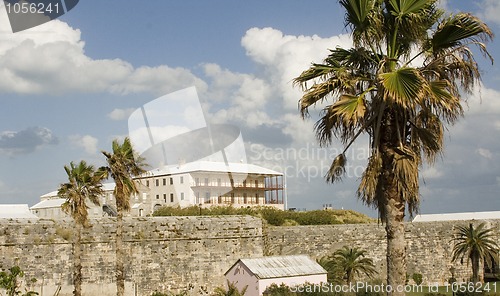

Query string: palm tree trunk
[116,211,125,296]
[384,196,406,296]
[471,254,480,283]
[73,224,82,296]
[381,112,407,296]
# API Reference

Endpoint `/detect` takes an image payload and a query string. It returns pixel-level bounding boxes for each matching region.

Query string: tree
[58,160,104,296]
[212,280,247,296]
[451,222,499,283]
[293,0,492,293]
[321,246,377,284]
[101,137,147,296]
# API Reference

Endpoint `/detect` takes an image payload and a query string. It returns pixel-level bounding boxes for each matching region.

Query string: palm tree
[327,246,377,283]
[293,0,492,293]
[213,280,247,296]
[101,137,147,296]
[451,223,499,283]
[58,160,105,296]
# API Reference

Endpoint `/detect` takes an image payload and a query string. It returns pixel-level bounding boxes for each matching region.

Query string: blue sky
[0,0,499,217]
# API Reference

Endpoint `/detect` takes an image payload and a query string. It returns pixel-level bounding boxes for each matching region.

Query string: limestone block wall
[265,219,500,285]
[0,216,263,296]
[0,216,499,296]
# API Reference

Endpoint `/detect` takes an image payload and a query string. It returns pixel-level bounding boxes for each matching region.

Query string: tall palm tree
[101,137,147,296]
[58,160,105,296]
[293,0,492,293]
[451,223,499,283]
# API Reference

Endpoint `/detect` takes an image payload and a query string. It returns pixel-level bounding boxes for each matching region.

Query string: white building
[412,211,500,222]
[0,204,38,219]
[32,161,285,218]
[225,255,327,296]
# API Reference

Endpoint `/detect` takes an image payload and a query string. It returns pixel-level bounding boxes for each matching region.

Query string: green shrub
[412,273,423,285]
[153,206,374,226]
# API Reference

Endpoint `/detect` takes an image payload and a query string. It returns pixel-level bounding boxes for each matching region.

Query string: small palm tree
[451,223,499,283]
[331,246,377,284]
[317,255,343,283]
[58,160,105,296]
[101,137,147,296]
[212,280,247,296]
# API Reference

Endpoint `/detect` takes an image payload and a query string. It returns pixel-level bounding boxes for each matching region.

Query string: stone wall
[0,217,498,296]
[265,220,500,285]
[0,216,263,296]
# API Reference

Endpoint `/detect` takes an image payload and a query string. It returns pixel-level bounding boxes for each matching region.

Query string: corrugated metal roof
[236,255,326,279]
[147,161,283,177]
[0,204,38,219]
[30,198,65,209]
[412,211,500,222]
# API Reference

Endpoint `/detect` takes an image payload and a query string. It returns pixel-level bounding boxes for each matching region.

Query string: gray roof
[227,255,327,279]
[412,211,500,222]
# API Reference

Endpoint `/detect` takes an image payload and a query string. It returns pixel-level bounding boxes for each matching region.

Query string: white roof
[31,198,65,210]
[226,255,326,279]
[40,183,115,199]
[412,211,500,222]
[146,161,282,177]
[0,204,38,219]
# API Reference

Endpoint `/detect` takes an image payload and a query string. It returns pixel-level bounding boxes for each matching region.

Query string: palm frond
[380,67,427,108]
[326,154,347,183]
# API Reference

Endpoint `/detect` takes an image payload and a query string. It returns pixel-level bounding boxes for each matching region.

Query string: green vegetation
[212,280,247,296]
[318,246,377,284]
[0,266,38,296]
[412,273,423,285]
[451,223,499,283]
[152,206,375,225]
[293,0,493,293]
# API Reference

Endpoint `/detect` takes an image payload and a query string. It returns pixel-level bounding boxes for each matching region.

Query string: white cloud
[69,134,98,155]
[421,167,444,179]
[476,148,493,159]
[0,13,206,95]
[478,0,500,25]
[108,108,136,121]
[204,63,274,128]
[241,27,352,110]
[465,85,500,115]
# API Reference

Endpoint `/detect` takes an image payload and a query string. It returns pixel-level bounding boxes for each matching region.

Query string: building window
[139,209,144,217]
[146,180,149,187]
[170,193,174,203]
[195,177,200,186]
[155,179,159,186]
[163,194,167,203]
[217,178,221,186]
[163,178,166,186]
[204,178,209,186]
[243,180,247,187]
[180,176,184,184]
[170,177,173,185]
[156,194,159,200]
[180,192,184,200]
[205,192,210,200]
